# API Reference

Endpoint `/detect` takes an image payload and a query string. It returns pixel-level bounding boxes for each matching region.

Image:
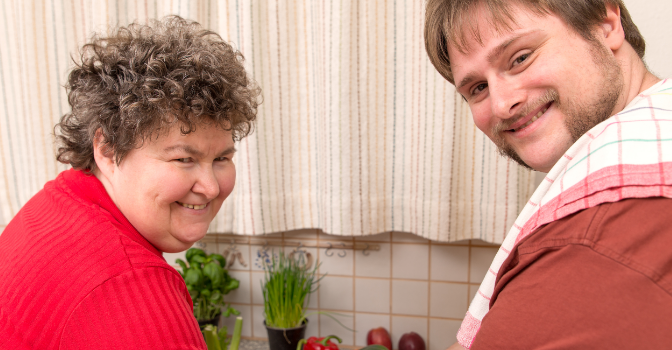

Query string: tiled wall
[165,230,499,350]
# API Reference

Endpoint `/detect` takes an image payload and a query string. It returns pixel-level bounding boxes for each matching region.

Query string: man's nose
[192,166,220,199]
[489,78,526,120]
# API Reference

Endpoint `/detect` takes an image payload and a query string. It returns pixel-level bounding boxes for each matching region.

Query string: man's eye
[471,83,488,96]
[175,158,191,163]
[513,53,530,66]
[215,156,230,162]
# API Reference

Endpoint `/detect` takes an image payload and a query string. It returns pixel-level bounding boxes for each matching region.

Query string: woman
[0,16,259,349]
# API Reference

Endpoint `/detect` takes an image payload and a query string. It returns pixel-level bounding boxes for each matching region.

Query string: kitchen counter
[239,339,270,350]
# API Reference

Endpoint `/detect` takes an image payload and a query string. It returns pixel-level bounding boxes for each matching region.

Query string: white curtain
[0,0,536,243]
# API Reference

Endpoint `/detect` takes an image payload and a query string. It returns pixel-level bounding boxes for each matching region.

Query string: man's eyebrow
[456,30,541,91]
[218,146,237,157]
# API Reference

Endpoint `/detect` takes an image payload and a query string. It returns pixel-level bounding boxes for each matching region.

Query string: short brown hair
[424,0,645,84]
[55,16,261,171]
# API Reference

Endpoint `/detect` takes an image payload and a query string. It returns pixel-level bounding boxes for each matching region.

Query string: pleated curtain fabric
[0,0,535,243]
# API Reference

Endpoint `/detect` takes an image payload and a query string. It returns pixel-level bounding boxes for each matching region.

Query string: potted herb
[177,247,240,327]
[262,251,322,350]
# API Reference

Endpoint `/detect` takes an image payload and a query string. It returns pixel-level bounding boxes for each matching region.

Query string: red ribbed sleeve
[61,267,205,349]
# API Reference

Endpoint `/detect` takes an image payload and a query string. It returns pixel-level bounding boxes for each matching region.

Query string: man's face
[448,5,623,172]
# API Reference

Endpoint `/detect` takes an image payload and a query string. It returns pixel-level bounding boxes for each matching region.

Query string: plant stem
[229,316,243,350]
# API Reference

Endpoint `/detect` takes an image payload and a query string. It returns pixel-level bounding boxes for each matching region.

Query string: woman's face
[95,124,236,253]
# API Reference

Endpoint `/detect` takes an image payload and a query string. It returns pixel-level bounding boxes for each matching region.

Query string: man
[425,0,672,349]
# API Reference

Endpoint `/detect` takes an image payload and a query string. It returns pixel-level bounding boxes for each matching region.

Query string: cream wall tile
[392,244,429,280]
[318,276,354,311]
[319,312,355,345]
[355,243,391,278]
[252,305,267,338]
[355,232,391,242]
[222,304,252,337]
[303,311,320,339]
[250,245,276,272]
[306,287,319,309]
[213,242,251,271]
[392,232,429,243]
[429,282,468,319]
[430,245,469,282]
[227,270,252,304]
[319,244,354,276]
[468,284,480,305]
[428,318,462,350]
[392,280,428,316]
[354,313,391,346]
[391,316,428,350]
[470,247,498,282]
[355,278,391,313]
[162,251,186,268]
[470,239,500,247]
[251,271,265,305]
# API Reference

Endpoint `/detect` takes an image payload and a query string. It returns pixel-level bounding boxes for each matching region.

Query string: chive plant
[262,251,322,328]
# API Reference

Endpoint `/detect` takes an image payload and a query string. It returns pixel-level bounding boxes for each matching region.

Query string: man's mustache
[492,89,559,134]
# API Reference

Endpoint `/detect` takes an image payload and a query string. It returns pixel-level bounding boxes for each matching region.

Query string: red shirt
[472,197,672,349]
[0,169,206,349]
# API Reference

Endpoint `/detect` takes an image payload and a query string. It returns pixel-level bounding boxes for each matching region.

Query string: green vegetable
[176,247,240,321]
[229,316,243,350]
[203,317,242,350]
[261,251,323,328]
[359,345,390,350]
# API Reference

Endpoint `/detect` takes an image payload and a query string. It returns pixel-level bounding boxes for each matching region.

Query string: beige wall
[624,0,672,79]
[165,231,499,350]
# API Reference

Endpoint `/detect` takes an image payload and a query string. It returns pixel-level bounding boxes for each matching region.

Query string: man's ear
[92,128,116,177]
[600,3,626,52]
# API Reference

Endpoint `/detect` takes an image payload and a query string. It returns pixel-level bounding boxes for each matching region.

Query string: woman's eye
[513,53,530,66]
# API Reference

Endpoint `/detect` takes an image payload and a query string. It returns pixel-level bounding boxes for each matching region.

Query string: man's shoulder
[509,197,672,291]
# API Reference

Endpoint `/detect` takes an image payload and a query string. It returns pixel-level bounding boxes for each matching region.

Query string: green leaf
[203,261,224,287]
[210,290,222,303]
[176,258,188,273]
[218,325,229,350]
[223,278,239,293]
[211,253,226,268]
[184,268,203,286]
[192,255,207,265]
[186,248,206,263]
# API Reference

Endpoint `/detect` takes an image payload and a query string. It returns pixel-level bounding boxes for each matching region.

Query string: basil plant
[176,248,240,321]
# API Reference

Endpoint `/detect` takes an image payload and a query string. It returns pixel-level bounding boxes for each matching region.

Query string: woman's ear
[92,128,116,177]
[600,4,626,52]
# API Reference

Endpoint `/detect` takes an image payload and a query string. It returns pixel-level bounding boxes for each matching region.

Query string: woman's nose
[192,167,220,199]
